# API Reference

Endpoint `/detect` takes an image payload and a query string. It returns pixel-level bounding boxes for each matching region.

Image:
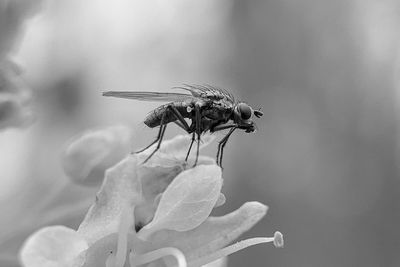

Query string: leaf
[138,165,222,240]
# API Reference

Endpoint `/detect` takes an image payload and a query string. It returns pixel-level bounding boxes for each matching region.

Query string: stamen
[273,231,284,248]
[189,232,284,267]
[106,254,115,267]
[108,206,134,267]
[130,247,187,267]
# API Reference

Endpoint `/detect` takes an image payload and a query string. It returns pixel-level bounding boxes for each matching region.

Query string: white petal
[148,201,268,264]
[61,125,132,186]
[77,155,141,245]
[19,226,88,267]
[138,165,222,239]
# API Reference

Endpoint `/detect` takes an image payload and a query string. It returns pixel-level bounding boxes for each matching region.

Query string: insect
[103,84,263,167]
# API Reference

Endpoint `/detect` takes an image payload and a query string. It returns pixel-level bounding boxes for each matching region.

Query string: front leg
[193,104,202,166]
[216,126,237,167]
[211,123,239,133]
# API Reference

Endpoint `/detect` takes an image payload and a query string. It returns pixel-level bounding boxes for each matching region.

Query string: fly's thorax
[202,100,233,121]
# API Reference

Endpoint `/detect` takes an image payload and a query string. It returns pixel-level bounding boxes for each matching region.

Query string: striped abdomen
[144,102,191,128]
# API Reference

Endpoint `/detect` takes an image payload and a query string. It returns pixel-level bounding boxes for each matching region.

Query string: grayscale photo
[0,0,398,266]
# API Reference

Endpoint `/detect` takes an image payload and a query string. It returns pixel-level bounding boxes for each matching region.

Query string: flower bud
[61,126,132,186]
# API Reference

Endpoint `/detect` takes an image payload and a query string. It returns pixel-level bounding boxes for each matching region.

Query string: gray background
[0,0,399,266]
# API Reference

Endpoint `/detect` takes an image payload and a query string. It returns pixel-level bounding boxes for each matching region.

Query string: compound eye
[238,103,252,120]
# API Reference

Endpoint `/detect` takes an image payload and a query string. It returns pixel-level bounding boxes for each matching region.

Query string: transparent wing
[102,91,197,102]
[173,84,236,103]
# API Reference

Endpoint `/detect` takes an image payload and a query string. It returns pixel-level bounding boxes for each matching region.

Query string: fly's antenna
[254,107,264,118]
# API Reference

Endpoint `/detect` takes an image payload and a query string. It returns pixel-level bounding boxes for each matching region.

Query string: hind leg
[140,108,169,163]
[170,106,197,163]
[137,104,190,154]
[134,125,163,154]
[140,105,190,163]
[142,123,167,163]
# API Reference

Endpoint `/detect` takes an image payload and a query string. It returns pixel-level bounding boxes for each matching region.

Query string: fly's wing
[173,84,236,104]
[102,91,197,102]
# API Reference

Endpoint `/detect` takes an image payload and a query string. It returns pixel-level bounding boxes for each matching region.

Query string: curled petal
[134,135,217,229]
[61,125,132,186]
[138,165,223,240]
[19,226,88,267]
[79,234,119,267]
[77,155,142,245]
[79,233,147,267]
[148,202,268,264]
[214,193,226,208]
[138,164,184,201]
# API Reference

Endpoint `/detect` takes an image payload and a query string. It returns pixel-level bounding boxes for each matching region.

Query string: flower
[61,125,133,186]
[0,59,33,129]
[0,0,43,130]
[20,134,283,267]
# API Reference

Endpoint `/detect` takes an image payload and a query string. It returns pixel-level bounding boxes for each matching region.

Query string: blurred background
[1,0,400,266]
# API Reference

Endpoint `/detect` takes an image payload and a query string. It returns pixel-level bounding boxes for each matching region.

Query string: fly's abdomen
[144,103,190,128]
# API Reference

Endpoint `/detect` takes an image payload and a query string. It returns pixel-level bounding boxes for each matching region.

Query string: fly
[103,84,263,167]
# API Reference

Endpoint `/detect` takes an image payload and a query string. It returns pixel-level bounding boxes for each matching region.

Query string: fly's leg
[185,132,196,161]
[193,104,201,167]
[142,123,167,164]
[216,127,237,168]
[174,119,195,161]
[174,121,186,130]
[211,123,238,133]
[168,105,197,163]
[218,134,230,167]
[169,105,191,130]
[135,125,164,154]
[212,123,238,166]
[141,106,170,163]
[141,105,191,163]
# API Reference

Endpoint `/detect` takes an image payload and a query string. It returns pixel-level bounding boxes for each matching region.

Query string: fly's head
[233,102,263,133]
